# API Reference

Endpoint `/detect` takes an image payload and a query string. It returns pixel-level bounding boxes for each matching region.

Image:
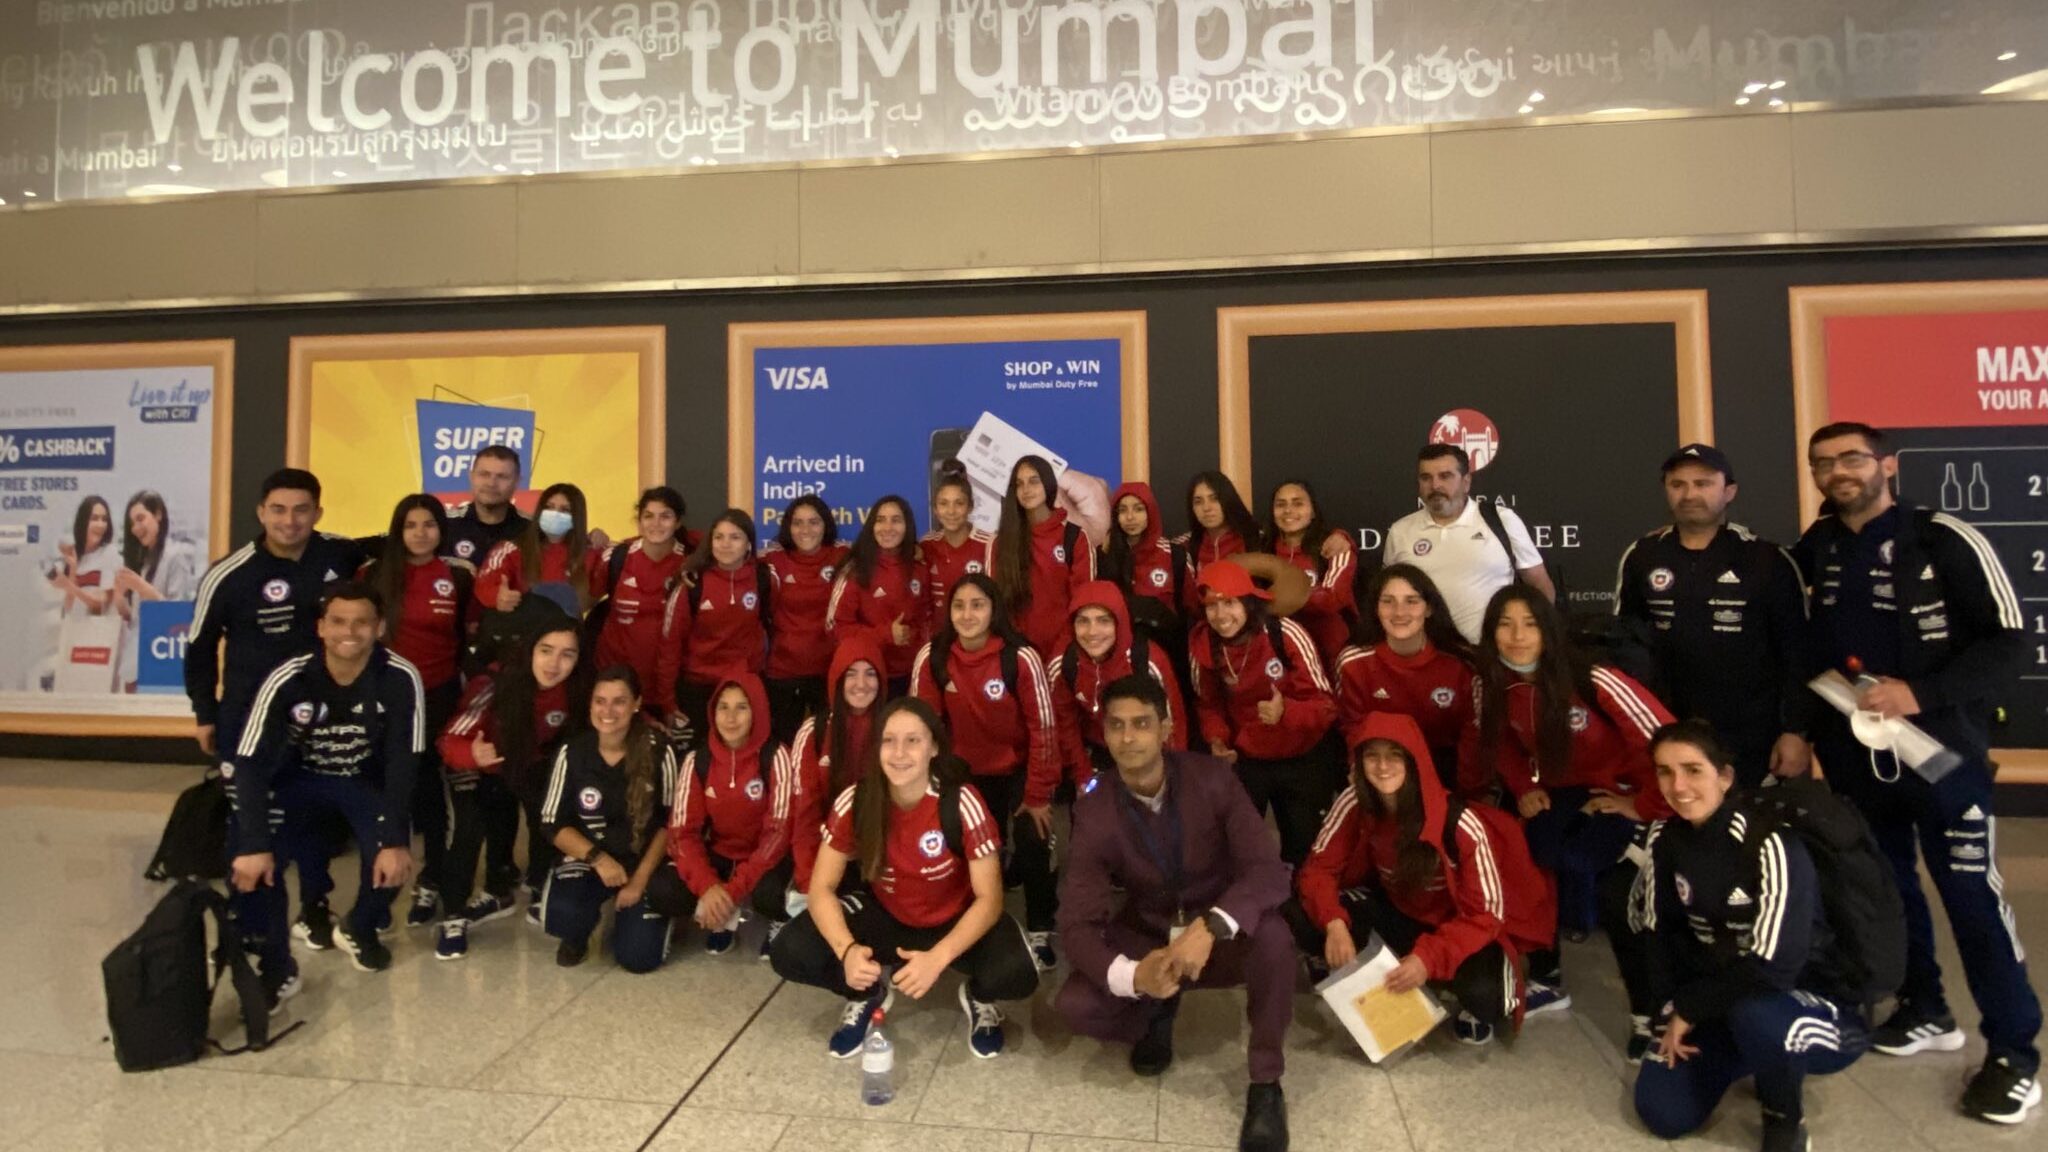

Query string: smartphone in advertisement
[952,411,1068,534]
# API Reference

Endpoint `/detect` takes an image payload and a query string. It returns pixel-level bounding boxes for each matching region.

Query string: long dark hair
[842,495,918,588]
[121,490,170,579]
[492,615,593,796]
[371,494,449,641]
[776,494,839,552]
[1101,488,1151,596]
[1261,478,1334,572]
[851,697,967,879]
[1186,470,1259,556]
[1355,563,1474,662]
[72,495,112,558]
[931,572,1030,659]
[1474,584,1594,786]
[592,664,661,849]
[684,508,758,582]
[827,654,887,796]
[994,455,1058,614]
[515,482,593,600]
[1354,738,1440,896]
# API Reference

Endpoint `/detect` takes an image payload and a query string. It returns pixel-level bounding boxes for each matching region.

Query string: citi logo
[767,366,830,391]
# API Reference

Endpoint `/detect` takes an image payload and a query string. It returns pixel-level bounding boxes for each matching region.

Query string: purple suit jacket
[1056,749,1291,988]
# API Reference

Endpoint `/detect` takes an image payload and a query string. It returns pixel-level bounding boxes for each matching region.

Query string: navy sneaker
[828,987,895,1058]
[434,919,469,961]
[461,892,516,926]
[1453,1011,1494,1046]
[1872,1003,1965,1057]
[959,982,1006,1058]
[406,886,440,928]
[704,928,736,955]
[1523,980,1572,1016]
[291,901,335,951]
[1962,1055,2043,1125]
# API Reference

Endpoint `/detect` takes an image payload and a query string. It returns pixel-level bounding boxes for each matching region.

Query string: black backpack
[102,881,297,1071]
[580,541,637,639]
[145,771,229,882]
[1737,777,1907,1010]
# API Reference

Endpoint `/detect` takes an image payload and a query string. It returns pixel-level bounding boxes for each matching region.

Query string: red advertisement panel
[1825,310,2048,428]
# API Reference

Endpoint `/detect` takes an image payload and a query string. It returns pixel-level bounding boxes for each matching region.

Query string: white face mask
[537,509,574,539]
[1499,655,1539,675]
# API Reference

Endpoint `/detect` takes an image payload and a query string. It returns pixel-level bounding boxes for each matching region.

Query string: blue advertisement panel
[134,600,196,695]
[752,340,1123,535]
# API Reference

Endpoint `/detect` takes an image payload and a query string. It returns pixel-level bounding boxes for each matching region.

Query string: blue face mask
[537,509,573,539]
[1499,655,1539,675]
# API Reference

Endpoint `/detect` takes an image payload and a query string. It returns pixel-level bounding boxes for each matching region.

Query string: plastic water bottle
[860,1009,895,1106]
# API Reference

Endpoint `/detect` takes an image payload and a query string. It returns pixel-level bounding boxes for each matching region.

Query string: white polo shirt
[1383,499,1543,643]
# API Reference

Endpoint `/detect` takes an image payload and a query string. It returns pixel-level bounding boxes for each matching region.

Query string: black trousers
[413,678,462,887]
[643,849,794,928]
[973,770,1058,932]
[1236,733,1344,867]
[1283,888,1515,1026]
[441,771,522,912]
[770,889,1040,1003]
[766,675,827,750]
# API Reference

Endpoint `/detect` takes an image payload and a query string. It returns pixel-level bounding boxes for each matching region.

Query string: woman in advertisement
[825,495,927,698]
[113,490,200,692]
[993,455,1096,660]
[764,494,850,748]
[49,496,123,618]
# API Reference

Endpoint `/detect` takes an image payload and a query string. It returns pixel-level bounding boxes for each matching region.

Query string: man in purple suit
[1056,674,1295,1152]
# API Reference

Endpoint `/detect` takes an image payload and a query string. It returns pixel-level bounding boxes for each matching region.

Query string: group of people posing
[192,424,2040,1152]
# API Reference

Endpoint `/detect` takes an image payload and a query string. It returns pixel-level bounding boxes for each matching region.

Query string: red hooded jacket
[667,673,793,901]
[438,674,573,775]
[589,538,686,698]
[1272,531,1359,667]
[475,537,585,614]
[790,634,885,892]
[1180,526,1247,616]
[764,542,850,681]
[360,555,472,691]
[1047,580,1187,783]
[909,632,1060,808]
[826,550,927,681]
[1335,641,1477,789]
[920,529,995,624]
[1299,713,1557,999]
[1109,482,1182,619]
[1190,615,1335,760]
[654,558,770,715]
[1461,664,1675,819]
[1001,508,1097,659]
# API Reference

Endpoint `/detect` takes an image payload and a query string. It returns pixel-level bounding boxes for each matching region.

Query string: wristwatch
[582,844,603,865]
[1202,909,1235,941]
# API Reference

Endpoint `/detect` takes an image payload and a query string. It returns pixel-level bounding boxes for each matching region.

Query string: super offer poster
[750,340,1124,535]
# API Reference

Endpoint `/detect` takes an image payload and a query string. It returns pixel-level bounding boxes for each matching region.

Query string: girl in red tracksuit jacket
[1335,563,1478,796]
[1462,582,1673,998]
[992,455,1096,660]
[1189,560,1339,866]
[1181,470,1259,618]
[790,633,887,896]
[1101,481,1182,636]
[1292,712,1558,1044]
[588,487,689,711]
[922,473,995,627]
[658,674,795,958]
[432,618,591,960]
[1048,579,1187,786]
[763,495,850,748]
[359,494,475,927]
[656,510,769,739]
[826,495,927,696]
[1264,478,1359,668]
[909,572,1060,963]
[475,483,596,616]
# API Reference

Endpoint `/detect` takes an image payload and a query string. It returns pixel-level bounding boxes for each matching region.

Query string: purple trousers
[1054,909,1296,1082]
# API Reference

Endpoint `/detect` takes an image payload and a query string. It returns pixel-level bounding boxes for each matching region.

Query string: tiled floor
[2,758,2044,1152]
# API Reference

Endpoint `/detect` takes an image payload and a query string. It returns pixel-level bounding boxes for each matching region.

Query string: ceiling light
[1735,96,1751,106]
[1768,97,1784,107]
[1768,79,1787,90]
[1743,82,1766,94]
[1527,91,1545,103]
[1998,51,2018,62]
[1518,104,1534,114]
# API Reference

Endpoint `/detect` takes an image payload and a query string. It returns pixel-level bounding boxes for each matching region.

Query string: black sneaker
[291,901,335,951]
[406,886,439,928]
[1760,1112,1809,1152]
[1239,1082,1288,1152]
[1962,1055,2043,1125]
[262,965,302,1017]
[335,924,392,973]
[1625,1015,1654,1064]
[556,936,589,968]
[1871,1003,1965,1057]
[1130,996,1179,1077]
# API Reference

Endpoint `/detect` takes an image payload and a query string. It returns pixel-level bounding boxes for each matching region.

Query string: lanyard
[1116,770,1184,913]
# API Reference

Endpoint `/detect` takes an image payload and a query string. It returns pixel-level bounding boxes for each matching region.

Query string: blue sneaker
[1524,980,1572,1016]
[1453,1011,1494,1046]
[958,982,1006,1059]
[462,893,515,926]
[828,987,894,1058]
[434,920,469,961]
[704,929,735,955]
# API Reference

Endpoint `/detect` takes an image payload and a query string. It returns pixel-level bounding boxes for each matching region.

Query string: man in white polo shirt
[1383,444,1553,643]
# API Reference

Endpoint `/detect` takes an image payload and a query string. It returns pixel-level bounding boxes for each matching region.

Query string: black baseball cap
[1661,443,1735,482]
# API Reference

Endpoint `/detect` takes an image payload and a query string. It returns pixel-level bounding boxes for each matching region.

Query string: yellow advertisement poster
[288,328,665,540]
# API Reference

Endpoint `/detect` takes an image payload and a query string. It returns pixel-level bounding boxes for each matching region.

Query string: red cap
[1196,560,1270,604]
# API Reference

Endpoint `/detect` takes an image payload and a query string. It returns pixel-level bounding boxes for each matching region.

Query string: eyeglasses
[1809,450,1877,475]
